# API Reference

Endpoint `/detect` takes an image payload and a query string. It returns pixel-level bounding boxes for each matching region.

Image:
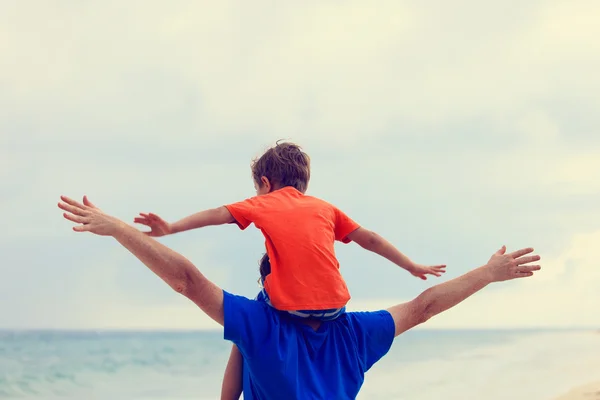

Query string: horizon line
[0,326,596,333]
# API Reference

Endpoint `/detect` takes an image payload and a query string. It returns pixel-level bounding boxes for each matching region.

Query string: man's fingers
[509,247,534,259]
[517,265,541,273]
[60,195,87,210]
[73,224,91,233]
[58,202,87,216]
[82,195,97,208]
[495,245,507,255]
[515,255,541,266]
[515,271,534,278]
[63,212,88,224]
[139,213,150,218]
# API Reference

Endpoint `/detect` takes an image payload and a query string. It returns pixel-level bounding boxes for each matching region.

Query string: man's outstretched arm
[58,195,225,325]
[387,246,541,337]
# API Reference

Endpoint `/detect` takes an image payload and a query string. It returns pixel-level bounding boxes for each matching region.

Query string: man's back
[223,291,395,400]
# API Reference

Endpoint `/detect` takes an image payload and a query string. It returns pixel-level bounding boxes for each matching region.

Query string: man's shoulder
[338,311,395,371]
[223,291,275,340]
[335,310,395,345]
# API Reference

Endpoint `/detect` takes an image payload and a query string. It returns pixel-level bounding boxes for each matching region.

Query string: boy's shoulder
[287,189,336,208]
[268,187,327,203]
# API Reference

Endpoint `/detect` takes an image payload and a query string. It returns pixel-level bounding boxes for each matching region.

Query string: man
[58,195,541,399]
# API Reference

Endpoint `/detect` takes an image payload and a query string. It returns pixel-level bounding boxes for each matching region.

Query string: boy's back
[226,186,360,311]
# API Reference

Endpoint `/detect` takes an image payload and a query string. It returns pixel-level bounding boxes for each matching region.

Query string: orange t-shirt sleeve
[225,197,260,230]
[333,207,360,243]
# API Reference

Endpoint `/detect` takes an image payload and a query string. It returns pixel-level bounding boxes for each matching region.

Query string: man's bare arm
[112,223,224,324]
[59,196,225,325]
[387,246,540,337]
[221,345,243,400]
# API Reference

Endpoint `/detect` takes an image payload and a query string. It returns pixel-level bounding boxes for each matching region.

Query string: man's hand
[133,213,173,237]
[485,245,541,282]
[409,264,447,280]
[58,195,123,236]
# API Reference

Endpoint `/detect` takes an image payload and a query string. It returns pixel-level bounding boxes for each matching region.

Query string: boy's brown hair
[251,141,311,193]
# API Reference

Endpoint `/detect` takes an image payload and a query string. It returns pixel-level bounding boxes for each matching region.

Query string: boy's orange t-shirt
[225,187,360,311]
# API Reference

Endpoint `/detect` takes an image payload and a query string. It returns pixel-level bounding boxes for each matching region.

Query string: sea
[1,329,599,399]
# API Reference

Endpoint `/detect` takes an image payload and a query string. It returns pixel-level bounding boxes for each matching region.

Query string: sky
[1,0,598,330]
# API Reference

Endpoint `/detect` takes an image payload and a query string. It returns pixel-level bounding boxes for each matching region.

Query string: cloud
[3,1,599,144]
[1,0,599,329]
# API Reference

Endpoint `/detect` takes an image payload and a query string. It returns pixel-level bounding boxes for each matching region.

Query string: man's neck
[303,319,322,331]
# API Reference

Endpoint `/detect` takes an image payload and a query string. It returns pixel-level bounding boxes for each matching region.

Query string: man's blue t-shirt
[223,291,395,400]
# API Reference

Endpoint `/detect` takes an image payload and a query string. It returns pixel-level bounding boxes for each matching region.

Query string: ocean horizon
[1,328,599,399]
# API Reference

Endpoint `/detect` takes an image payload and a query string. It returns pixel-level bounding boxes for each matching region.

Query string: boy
[134,141,446,318]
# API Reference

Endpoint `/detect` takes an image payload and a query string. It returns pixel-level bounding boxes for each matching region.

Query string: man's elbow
[419,305,435,325]
[390,298,432,336]
[414,291,436,325]
[172,280,186,294]
[171,279,188,295]
[170,269,195,295]
[410,308,433,328]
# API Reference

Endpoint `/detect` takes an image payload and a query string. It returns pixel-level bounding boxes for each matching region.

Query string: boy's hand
[134,212,173,237]
[409,264,447,280]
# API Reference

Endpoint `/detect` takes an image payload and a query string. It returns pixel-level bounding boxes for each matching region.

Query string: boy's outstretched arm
[346,227,446,280]
[221,345,243,400]
[134,207,235,237]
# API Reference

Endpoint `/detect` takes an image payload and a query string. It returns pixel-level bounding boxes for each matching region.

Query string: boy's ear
[260,176,272,192]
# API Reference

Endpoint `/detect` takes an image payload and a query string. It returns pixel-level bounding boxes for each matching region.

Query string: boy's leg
[287,307,346,321]
[258,288,346,321]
